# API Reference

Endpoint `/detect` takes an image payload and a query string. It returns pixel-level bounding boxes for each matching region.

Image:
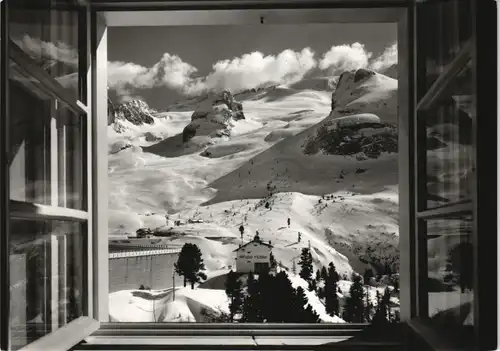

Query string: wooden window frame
[10,0,494,349]
[0,2,100,351]
[81,2,414,349]
[407,1,498,350]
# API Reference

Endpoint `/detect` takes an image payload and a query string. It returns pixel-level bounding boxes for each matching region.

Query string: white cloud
[108,48,317,98]
[13,34,79,67]
[108,42,398,100]
[200,47,317,94]
[318,42,372,74]
[369,43,397,72]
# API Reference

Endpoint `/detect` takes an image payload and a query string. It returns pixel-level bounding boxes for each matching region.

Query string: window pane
[420,62,474,209]
[416,0,472,99]
[9,60,86,210]
[8,0,81,100]
[425,214,474,328]
[9,219,86,350]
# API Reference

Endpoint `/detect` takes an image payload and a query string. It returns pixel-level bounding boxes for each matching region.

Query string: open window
[0,0,496,350]
[1,1,99,350]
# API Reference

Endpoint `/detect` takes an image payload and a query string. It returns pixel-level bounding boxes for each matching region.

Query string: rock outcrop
[329,68,398,123]
[303,68,399,159]
[182,90,245,143]
[108,99,157,132]
[303,114,398,159]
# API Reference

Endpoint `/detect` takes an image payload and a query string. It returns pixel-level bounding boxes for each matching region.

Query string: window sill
[71,323,404,350]
[19,317,100,351]
[407,318,474,351]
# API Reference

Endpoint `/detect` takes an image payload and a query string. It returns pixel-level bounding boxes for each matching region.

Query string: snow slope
[107,70,399,294]
[109,272,348,323]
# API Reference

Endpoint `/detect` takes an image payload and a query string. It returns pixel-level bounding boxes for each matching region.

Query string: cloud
[108,48,317,99]
[369,43,397,72]
[13,34,79,68]
[108,42,398,100]
[200,48,317,94]
[318,42,372,74]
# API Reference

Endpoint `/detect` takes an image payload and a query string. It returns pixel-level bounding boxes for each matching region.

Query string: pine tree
[174,243,207,289]
[342,273,365,323]
[324,263,340,317]
[294,286,320,323]
[225,270,243,322]
[241,272,262,322]
[298,248,314,283]
[364,287,373,323]
[292,260,297,274]
[272,272,298,322]
[256,271,274,322]
[308,279,317,292]
[315,269,321,283]
[328,262,340,283]
[320,266,328,282]
[372,286,391,325]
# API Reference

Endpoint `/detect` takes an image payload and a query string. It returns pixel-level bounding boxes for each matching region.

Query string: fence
[109,248,181,259]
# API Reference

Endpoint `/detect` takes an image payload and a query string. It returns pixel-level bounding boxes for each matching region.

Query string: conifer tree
[174,243,207,289]
[342,273,365,323]
[298,248,314,283]
[372,286,391,325]
[241,272,262,322]
[320,266,328,282]
[364,287,373,323]
[315,269,322,283]
[225,270,243,322]
[324,262,340,317]
[294,286,320,323]
[308,279,317,292]
[328,262,340,283]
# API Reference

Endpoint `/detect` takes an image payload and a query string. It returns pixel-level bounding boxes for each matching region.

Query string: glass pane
[9,60,86,210]
[8,0,81,100]
[420,62,474,209]
[426,214,474,328]
[9,219,85,350]
[416,0,473,98]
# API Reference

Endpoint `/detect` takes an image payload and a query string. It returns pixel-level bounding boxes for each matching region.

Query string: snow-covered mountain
[108,99,159,132]
[107,71,400,315]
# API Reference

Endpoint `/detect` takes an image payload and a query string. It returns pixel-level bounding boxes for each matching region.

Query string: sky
[107,24,397,110]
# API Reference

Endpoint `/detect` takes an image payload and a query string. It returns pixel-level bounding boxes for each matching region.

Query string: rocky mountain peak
[108,98,158,132]
[182,90,246,143]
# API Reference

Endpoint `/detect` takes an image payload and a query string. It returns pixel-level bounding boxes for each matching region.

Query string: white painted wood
[10,200,88,222]
[59,235,68,326]
[396,8,412,322]
[91,12,110,322]
[19,316,100,351]
[50,101,59,207]
[50,235,60,331]
[103,8,404,27]
[85,7,95,320]
[416,40,473,111]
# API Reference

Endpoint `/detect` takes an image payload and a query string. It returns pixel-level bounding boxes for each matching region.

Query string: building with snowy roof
[233,234,273,274]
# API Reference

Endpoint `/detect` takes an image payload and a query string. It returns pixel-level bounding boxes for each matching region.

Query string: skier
[287,218,291,228]
[298,232,301,242]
